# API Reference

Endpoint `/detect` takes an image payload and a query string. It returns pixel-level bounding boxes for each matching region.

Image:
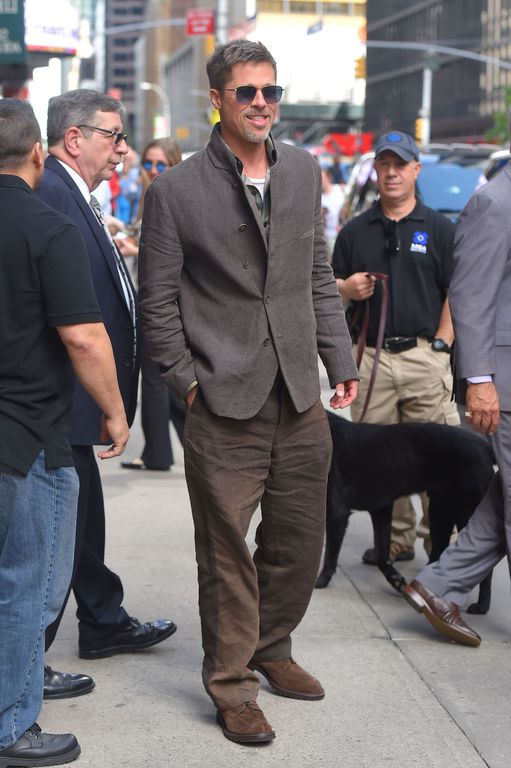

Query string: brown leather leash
[349,272,389,422]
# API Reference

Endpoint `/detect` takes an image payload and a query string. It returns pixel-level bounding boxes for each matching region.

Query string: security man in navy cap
[332,130,460,563]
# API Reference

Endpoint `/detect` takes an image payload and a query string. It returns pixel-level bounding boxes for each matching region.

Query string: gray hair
[47,89,125,146]
[0,99,42,170]
[206,39,277,91]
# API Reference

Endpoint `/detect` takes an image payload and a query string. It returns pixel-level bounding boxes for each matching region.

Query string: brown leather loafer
[249,658,325,700]
[404,579,481,647]
[216,701,275,744]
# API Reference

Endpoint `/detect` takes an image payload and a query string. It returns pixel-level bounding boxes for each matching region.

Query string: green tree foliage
[486,87,511,143]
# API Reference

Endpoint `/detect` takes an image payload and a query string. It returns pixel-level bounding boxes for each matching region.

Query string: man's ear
[32,141,44,169]
[63,126,82,157]
[209,88,222,111]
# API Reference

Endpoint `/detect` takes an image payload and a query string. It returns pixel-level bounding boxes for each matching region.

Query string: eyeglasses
[384,219,400,256]
[78,124,128,145]
[142,160,168,174]
[223,85,284,104]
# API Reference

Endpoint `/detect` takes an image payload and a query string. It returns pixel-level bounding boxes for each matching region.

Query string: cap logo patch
[386,132,402,142]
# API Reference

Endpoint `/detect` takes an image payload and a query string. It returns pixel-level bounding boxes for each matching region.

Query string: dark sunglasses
[384,219,400,256]
[78,124,128,145]
[142,160,168,173]
[223,85,284,104]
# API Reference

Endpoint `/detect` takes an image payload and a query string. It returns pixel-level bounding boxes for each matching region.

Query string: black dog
[316,410,495,614]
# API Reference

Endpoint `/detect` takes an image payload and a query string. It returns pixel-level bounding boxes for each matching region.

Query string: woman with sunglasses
[120,137,187,472]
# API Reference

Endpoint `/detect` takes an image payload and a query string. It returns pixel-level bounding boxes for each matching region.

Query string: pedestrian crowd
[0,36,510,768]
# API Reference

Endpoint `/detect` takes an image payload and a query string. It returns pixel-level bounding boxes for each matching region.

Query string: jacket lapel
[45,157,132,306]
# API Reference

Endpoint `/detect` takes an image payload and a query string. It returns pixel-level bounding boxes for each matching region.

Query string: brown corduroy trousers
[184,376,332,710]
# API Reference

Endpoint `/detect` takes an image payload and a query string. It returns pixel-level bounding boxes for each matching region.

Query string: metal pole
[140,82,171,137]
[420,65,432,146]
[216,0,228,45]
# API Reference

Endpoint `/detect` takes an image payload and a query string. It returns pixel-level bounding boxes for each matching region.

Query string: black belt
[366,336,418,353]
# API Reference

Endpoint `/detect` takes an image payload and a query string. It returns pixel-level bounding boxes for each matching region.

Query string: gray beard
[244,128,270,143]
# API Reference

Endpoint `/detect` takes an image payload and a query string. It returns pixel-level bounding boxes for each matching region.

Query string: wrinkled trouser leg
[184,382,331,710]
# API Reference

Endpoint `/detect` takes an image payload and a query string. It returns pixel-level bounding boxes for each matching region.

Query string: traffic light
[415,117,424,144]
[354,57,366,79]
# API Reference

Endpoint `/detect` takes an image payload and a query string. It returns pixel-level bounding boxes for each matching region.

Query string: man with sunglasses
[34,90,176,698]
[332,130,459,564]
[139,39,357,744]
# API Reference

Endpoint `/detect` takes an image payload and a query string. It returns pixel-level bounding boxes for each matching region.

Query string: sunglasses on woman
[223,85,284,105]
[142,160,168,174]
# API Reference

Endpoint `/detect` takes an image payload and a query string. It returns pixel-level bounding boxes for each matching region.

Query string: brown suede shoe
[216,701,275,744]
[249,658,325,700]
[404,579,481,647]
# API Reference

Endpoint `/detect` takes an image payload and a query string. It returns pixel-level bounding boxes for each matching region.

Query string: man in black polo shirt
[332,130,459,562]
[0,99,129,767]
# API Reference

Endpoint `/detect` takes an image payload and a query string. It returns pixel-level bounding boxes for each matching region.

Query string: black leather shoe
[0,723,80,767]
[120,459,169,471]
[44,665,95,700]
[78,617,177,659]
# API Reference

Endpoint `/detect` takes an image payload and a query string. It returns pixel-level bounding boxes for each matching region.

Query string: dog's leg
[428,493,455,562]
[467,571,492,615]
[316,474,351,589]
[370,505,406,593]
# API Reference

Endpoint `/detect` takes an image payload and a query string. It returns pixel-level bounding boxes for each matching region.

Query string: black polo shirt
[0,175,102,474]
[332,200,455,345]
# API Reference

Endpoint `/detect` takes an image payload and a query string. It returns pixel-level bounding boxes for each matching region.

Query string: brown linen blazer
[138,125,357,419]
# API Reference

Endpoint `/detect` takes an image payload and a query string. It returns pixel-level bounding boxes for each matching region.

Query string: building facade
[365,0,511,141]
[104,0,147,136]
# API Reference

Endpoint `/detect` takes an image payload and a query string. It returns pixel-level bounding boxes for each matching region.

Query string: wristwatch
[431,338,451,353]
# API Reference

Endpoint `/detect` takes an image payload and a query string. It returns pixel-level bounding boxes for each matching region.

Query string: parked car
[340,144,500,225]
[484,148,510,181]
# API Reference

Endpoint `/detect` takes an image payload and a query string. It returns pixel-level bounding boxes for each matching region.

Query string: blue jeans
[0,451,78,748]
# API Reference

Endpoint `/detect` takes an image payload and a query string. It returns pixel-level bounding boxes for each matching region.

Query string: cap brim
[375,145,417,162]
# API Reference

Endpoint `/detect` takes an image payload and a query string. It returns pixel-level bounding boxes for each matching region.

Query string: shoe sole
[249,664,325,701]
[43,680,95,700]
[78,623,177,659]
[216,712,275,744]
[0,744,80,766]
[403,587,481,647]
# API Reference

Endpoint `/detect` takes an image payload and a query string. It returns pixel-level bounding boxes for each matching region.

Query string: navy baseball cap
[374,131,420,162]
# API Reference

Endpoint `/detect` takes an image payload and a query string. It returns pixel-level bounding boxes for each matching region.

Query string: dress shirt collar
[54,158,90,202]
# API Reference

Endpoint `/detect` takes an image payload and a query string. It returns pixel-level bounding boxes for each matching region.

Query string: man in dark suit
[139,40,358,743]
[38,90,176,699]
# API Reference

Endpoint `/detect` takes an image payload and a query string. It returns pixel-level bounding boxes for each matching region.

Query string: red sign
[322,132,374,156]
[186,8,215,36]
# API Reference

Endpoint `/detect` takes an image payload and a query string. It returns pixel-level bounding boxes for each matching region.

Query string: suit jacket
[37,156,139,444]
[450,162,511,411]
[139,125,357,419]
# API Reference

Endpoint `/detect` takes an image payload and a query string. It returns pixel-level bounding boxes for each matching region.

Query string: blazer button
[243,262,250,269]
[263,338,271,346]
[231,182,239,190]
[123,358,131,368]
[265,296,270,304]
[239,223,247,231]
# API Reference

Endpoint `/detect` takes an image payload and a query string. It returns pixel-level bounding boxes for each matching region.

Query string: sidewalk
[44,392,511,768]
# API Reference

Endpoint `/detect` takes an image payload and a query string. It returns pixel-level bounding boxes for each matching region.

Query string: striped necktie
[89,194,137,371]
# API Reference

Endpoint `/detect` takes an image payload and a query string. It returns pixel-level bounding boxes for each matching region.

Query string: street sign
[0,0,25,64]
[186,8,214,37]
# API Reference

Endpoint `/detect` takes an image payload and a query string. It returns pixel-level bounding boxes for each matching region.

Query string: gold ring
[464,410,473,418]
